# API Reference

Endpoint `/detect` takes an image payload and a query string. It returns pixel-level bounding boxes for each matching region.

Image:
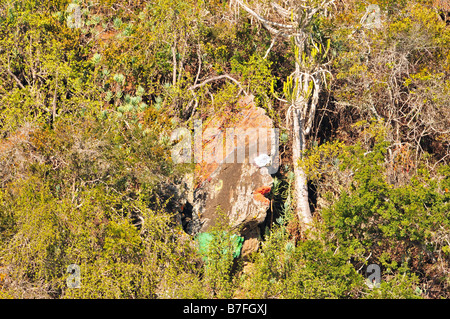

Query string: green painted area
[196,232,244,260]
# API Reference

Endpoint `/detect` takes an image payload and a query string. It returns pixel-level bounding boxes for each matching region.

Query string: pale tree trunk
[291,37,314,229]
[292,108,314,228]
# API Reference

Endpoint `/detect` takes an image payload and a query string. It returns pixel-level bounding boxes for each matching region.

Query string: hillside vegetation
[0,0,449,298]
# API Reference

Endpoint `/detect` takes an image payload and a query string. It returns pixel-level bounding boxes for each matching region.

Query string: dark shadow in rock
[181,201,194,234]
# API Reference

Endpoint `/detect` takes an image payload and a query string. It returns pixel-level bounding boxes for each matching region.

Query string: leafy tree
[235,0,334,231]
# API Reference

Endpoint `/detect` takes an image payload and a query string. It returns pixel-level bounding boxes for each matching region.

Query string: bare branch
[263,30,282,59]
[6,68,25,90]
[234,0,295,30]
[271,2,292,18]
[188,74,248,96]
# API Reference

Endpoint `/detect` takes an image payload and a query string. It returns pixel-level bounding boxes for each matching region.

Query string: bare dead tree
[234,0,334,230]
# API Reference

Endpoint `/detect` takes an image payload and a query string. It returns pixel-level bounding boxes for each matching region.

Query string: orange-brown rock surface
[187,95,278,256]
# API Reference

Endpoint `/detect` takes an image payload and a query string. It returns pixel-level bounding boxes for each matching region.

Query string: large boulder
[185,95,278,256]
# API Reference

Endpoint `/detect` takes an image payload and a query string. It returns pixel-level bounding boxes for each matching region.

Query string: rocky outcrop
[183,95,278,256]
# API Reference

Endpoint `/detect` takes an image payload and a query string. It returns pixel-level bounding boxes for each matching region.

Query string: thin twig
[52,70,59,123]
[172,41,177,87]
[263,30,281,59]
[193,44,202,87]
